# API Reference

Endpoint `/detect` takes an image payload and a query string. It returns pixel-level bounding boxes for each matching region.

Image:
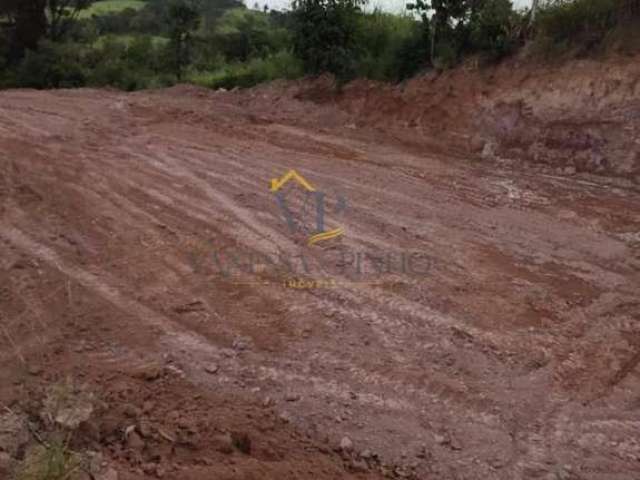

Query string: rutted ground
[0,69,639,479]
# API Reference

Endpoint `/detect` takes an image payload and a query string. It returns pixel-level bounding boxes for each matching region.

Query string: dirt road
[0,82,639,479]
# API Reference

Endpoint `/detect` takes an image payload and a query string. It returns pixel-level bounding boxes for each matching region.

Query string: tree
[48,0,93,40]
[408,0,470,65]
[166,0,200,80]
[469,0,516,60]
[0,0,91,60]
[291,0,367,80]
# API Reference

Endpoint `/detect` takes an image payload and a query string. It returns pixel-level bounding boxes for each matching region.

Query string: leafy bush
[355,10,423,80]
[16,41,87,89]
[85,34,168,90]
[211,8,291,61]
[533,0,637,55]
[391,25,430,80]
[469,0,520,61]
[291,0,366,81]
[188,49,303,89]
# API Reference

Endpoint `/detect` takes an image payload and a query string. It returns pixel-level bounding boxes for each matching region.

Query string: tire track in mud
[0,223,448,412]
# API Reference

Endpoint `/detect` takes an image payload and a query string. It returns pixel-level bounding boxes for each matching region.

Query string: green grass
[93,34,169,48]
[79,0,146,18]
[188,50,304,89]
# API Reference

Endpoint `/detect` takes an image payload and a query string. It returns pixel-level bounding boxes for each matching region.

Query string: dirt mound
[254,55,640,180]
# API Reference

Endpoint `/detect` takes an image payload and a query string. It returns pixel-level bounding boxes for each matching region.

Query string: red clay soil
[0,55,639,479]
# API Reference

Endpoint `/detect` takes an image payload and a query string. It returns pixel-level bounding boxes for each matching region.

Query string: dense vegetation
[0,0,638,91]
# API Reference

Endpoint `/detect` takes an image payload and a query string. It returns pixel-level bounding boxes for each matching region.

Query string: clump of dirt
[3,368,385,480]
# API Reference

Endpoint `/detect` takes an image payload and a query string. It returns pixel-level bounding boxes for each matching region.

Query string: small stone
[470,136,486,153]
[213,433,234,454]
[394,466,411,478]
[204,364,219,375]
[340,436,354,452]
[137,419,152,438]
[123,404,141,418]
[350,459,368,472]
[360,449,373,459]
[278,412,291,423]
[0,452,14,478]
[95,468,119,480]
[27,365,43,376]
[434,434,446,444]
[232,339,249,351]
[564,166,576,175]
[285,393,300,402]
[0,412,29,457]
[450,437,462,450]
[126,431,145,451]
[141,367,162,382]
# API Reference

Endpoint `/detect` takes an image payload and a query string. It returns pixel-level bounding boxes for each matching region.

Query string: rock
[137,419,152,438]
[481,142,496,159]
[470,135,486,153]
[340,436,354,452]
[564,166,576,175]
[0,451,14,477]
[232,338,250,351]
[359,449,373,459]
[0,412,29,458]
[123,404,141,418]
[49,393,94,430]
[77,419,101,445]
[213,433,234,454]
[416,446,428,459]
[394,465,411,478]
[350,459,369,472]
[434,434,447,445]
[27,365,43,376]
[278,412,291,423]
[285,393,300,402]
[126,431,145,451]
[95,468,119,480]
[88,452,105,475]
[204,364,219,375]
[138,366,163,381]
[450,437,462,450]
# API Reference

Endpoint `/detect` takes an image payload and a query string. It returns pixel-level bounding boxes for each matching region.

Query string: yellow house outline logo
[270,169,316,193]
[270,169,344,245]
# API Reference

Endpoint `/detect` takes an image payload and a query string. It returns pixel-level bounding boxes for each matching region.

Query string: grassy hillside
[79,0,146,18]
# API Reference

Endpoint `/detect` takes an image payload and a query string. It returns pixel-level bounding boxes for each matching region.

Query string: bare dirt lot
[1,59,639,479]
